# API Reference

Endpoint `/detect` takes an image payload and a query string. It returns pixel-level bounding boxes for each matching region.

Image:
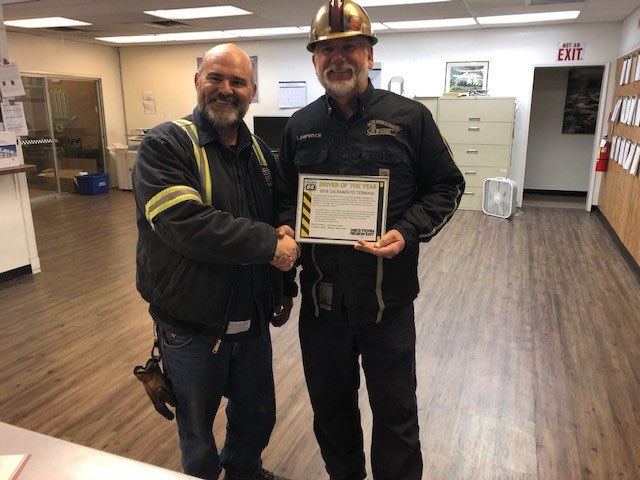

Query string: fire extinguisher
[595,135,610,172]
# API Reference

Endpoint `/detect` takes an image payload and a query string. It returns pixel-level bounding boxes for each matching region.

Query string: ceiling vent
[47,26,86,32]
[527,0,584,4]
[147,20,190,29]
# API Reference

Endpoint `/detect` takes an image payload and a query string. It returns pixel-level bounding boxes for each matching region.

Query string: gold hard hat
[307,0,377,52]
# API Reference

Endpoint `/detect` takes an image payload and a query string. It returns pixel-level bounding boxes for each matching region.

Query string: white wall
[119,22,621,205]
[619,5,640,55]
[7,31,127,146]
[525,67,601,192]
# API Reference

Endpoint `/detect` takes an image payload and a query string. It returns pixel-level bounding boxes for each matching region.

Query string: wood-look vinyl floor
[1,190,639,480]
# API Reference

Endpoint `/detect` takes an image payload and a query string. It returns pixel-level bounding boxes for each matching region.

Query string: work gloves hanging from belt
[133,355,177,421]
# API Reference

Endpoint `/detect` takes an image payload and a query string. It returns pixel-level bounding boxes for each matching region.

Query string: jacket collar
[323,78,374,119]
[192,106,252,150]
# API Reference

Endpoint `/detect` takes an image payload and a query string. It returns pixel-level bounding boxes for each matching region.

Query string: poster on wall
[445,61,488,93]
[561,67,603,134]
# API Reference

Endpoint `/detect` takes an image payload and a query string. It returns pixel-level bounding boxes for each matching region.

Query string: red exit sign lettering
[557,42,584,61]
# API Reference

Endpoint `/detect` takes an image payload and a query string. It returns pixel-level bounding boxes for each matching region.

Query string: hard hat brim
[307,31,378,52]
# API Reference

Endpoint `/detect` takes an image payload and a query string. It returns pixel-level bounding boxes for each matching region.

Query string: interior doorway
[20,74,107,199]
[523,66,605,209]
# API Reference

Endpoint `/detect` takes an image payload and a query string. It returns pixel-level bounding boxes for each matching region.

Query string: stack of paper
[0,454,30,480]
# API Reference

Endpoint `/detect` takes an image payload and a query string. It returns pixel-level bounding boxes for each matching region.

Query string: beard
[316,61,369,99]
[197,88,249,129]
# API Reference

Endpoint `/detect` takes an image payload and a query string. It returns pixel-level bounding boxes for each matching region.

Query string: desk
[0,422,195,479]
[0,164,40,281]
[0,164,36,176]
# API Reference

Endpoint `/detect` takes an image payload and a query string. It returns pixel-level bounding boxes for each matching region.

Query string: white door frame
[524,62,611,211]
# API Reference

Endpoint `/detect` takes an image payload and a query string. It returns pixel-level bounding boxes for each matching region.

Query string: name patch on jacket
[367,120,401,137]
[297,133,322,141]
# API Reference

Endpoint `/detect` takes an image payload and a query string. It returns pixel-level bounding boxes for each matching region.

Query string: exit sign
[557,42,585,61]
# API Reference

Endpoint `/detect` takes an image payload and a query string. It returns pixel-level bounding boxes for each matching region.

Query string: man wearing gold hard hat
[275,1,465,479]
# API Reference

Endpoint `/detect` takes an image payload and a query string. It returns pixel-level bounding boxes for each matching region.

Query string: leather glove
[133,356,177,420]
[271,296,294,327]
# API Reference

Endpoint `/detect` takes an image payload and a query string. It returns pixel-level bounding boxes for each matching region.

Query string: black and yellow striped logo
[301,192,312,237]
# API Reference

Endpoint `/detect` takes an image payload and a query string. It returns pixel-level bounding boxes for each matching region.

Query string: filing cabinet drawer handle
[469,117,481,121]
[466,149,479,154]
[468,127,480,132]
[463,192,475,196]
[464,171,477,175]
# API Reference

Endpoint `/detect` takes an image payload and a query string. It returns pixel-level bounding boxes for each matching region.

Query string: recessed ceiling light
[226,27,306,37]
[96,31,238,44]
[359,0,451,6]
[144,6,251,20]
[384,18,477,29]
[477,10,580,25]
[4,17,91,28]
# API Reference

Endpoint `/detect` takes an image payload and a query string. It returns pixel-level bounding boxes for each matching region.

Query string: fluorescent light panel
[96,31,238,44]
[4,17,91,28]
[477,10,580,25]
[359,0,451,6]
[144,6,251,20]
[96,27,309,44]
[384,17,476,29]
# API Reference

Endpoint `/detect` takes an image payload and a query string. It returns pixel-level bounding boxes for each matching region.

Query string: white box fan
[482,177,518,219]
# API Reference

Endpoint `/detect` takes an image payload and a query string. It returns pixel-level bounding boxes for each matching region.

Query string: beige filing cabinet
[437,97,515,210]
[115,149,137,191]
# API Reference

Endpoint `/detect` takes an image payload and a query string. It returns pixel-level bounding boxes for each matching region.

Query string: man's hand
[276,225,301,258]
[271,296,294,327]
[354,229,406,259]
[270,233,299,271]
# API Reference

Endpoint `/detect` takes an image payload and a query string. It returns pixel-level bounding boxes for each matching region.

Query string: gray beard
[198,95,248,129]
[318,64,369,99]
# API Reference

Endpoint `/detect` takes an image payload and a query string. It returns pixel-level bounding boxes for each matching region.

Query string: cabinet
[437,97,515,210]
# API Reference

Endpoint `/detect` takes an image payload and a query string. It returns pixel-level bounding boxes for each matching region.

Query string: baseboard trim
[524,189,587,197]
[593,207,640,283]
[0,265,33,284]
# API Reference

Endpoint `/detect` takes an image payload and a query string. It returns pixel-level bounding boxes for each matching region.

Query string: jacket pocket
[294,148,329,173]
[161,256,188,298]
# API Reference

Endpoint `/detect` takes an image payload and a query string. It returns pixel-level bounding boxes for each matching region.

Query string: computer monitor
[253,116,290,153]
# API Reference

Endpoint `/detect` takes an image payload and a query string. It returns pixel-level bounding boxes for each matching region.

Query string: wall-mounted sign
[557,42,585,62]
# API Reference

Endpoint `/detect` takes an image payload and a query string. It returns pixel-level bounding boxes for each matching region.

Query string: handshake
[270,225,300,272]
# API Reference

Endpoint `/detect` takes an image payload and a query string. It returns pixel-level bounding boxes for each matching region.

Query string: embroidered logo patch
[367,120,402,136]
[261,166,273,187]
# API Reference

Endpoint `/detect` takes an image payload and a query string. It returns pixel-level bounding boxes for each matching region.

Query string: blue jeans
[158,324,276,480]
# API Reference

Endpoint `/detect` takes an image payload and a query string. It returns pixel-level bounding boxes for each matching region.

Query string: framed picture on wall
[561,67,603,134]
[445,61,489,93]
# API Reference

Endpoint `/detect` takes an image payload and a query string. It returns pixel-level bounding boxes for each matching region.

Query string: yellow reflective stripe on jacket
[145,185,202,229]
[252,136,268,167]
[419,137,463,240]
[171,119,213,205]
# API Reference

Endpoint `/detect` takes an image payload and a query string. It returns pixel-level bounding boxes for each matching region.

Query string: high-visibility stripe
[252,136,268,166]
[171,120,212,205]
[375,256,385,323]
[145,185,202,228]
[419,134,464,240]
[310,244,323,317]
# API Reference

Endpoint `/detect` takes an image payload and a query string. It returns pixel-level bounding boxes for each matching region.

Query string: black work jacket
[133,107,293,342]
[275,81,465,330]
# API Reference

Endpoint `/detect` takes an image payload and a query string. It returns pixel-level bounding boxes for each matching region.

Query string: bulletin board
[600,52,640,264]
